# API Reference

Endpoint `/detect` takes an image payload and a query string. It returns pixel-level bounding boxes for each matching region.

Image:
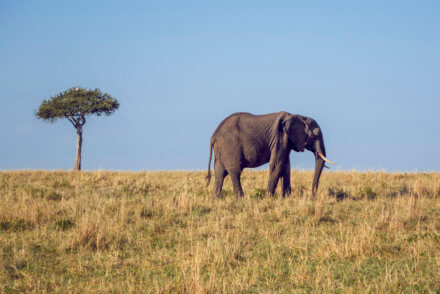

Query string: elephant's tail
[206,139,214,186]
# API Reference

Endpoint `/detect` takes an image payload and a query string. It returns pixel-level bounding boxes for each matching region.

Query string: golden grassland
[1,170,440,293]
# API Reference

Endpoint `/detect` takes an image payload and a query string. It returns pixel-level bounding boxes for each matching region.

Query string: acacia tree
[36,87,119,171]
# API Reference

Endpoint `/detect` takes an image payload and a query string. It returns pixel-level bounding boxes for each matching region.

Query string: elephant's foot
[282,187,292,197]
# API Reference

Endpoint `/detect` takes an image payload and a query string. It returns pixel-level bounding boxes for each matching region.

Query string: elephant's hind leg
[213,161,227,198]
[229,169,244,197]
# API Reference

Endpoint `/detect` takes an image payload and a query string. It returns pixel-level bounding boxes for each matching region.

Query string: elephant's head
[282,114,335,195]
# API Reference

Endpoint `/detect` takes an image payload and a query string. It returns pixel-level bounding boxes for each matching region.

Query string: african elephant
[206,111,334,198]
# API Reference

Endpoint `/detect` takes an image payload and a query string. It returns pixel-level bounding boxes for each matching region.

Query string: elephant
[206,111,335,198]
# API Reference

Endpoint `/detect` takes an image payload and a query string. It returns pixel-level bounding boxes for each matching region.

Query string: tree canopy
[35,87,120,171]
[36,87,120,128]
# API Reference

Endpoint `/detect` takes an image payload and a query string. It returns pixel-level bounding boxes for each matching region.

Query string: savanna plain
[1,170,440,293]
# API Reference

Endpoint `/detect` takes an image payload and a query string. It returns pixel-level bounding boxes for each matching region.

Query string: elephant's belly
[243,148,270,168]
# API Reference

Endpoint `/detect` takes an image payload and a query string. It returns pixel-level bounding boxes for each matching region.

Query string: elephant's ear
[268,112,290,148]
[281,116,291,133]
[271,112,289,134]
[281,115,302,133]
[296,115,313,136]
[283,115,309,151]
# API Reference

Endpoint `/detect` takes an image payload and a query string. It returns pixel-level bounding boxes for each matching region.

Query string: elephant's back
[211,112,253,139]
[212,112,286,136]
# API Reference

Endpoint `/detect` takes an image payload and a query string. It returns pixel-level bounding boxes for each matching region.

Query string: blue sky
[1,1,439,171]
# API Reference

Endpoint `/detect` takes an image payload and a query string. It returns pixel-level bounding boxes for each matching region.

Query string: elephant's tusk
[318,152,336,164]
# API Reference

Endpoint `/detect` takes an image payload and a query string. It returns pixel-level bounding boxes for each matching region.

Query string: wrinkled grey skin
[206,111,329,198]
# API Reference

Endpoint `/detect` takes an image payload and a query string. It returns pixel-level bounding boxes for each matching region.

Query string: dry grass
[1,170,440,293]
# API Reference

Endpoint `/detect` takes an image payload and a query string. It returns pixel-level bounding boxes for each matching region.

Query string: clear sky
[1,1,439,171]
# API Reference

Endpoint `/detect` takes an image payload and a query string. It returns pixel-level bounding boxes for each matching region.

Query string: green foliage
[35,87,119,127]
[252,188,267,199]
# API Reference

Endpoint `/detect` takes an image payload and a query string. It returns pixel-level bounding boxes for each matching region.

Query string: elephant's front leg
[281,159,291,197]
[267,162,284,196]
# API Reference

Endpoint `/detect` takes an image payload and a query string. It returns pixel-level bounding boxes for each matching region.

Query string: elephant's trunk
[312,140,326,196]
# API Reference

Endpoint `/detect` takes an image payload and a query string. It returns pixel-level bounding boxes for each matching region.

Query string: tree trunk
[73,127,83,171]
